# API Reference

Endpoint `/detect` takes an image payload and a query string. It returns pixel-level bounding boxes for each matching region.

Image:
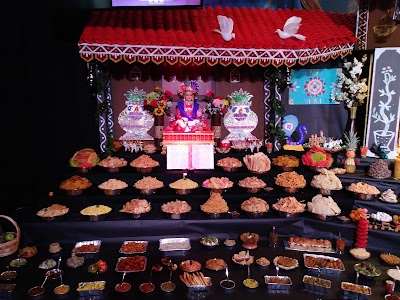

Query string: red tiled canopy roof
[78,6,357,67]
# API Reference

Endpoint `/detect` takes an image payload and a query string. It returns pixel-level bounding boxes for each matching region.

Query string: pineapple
[343,131,360,150]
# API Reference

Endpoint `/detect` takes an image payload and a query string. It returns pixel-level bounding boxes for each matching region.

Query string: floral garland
[144,87,174,117]
[203,90,230,117]
[330,54,368,108]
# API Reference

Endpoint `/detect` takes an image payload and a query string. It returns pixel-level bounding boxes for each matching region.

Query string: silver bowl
[65,188,84,196]
[138,188,158,195]
[128,212,149,219]
[205,212,225,219]
[174,188,195,195]
[275,210,302,219]
[310,212,333,221]
[75,166,91,173]
[103,188,123,196]
[136,167,153,173]
[105,166,120,173]
[283,187,300,193]
[87,214,107,222]
[245,211,265,218]
[277,166,296,172]
[40,215,65,222]
[164,212,188,220]
[246,187,261,194]
[222,166,238,172]
[353,192,377,200]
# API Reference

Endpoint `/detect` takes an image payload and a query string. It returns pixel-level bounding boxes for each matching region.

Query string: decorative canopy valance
[78,6,357,67]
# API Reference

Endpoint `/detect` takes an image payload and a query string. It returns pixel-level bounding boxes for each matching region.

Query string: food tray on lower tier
[159,238,191,251]
[341,282,371,300]
[76,281,106,296]
[284,240,334,254]
[73,240,102,254]
[264,275,292,290]
[303,253,345,274]
[115,256,147,272]
[303,275,331,293]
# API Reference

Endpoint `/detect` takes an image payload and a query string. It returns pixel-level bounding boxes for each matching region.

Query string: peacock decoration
[282,115,308,145]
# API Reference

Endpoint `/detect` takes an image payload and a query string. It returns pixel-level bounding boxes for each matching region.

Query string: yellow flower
[158,100,167,109]
[154,107,164,116]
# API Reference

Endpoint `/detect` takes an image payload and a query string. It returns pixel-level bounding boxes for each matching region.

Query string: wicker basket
[0,215,20,257]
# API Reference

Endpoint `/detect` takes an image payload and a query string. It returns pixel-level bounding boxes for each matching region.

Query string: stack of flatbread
[243,152,271,173]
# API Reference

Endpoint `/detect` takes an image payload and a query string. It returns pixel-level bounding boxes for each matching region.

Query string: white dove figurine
[213,15,235,42]
[275,16,306,41]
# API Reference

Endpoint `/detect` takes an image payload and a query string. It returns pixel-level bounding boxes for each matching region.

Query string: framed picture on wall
[365,47,400,159]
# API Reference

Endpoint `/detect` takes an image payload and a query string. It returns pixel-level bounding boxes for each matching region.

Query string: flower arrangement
[143,87,174,117]
[203,90,230,117]
[330,54,369,108]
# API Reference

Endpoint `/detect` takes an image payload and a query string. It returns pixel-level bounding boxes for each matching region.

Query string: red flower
[221,107,227,115]
[206,90,215,98]
[150,99,158,107]
[164,90,173,98]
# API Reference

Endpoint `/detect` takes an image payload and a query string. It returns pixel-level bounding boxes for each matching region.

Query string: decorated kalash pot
[223,88,258,142]
[118,87,155,144]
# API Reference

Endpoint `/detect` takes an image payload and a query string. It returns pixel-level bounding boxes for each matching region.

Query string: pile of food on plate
[347,182,380,195]
[272,196,306,213]
[310,168,342,191]
[200,192,229,214]
[169,178,199,190]
[161,200,192,214]
[274,171,307,189]
[133,176,164,190]
[288,236,332,252]
[307,194,341,216]
[238,177,267,189]
[37,204,69,218]
[98,178,128,190]
[272,155,299,167]
[243,152,271,173]
[98,156,127,168]
[120,199,151,215]
[216,157,243,168]
[241,197,269,213]
[202,177,234,189]
[130,154,160,168]
[59,175,92,190]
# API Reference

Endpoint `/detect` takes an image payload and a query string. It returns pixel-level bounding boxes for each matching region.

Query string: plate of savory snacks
[134,176,164,195]
[272,196,306,218]
[59,175,92,195]
[159,238,191,251]
[180,260,201,273]
[36,204,69,222]
[161,200,192,220]
[73,240,101,254]
[119,241,148,254]
[199,236,219,248]
[238,177,267,193]
[179,271,211,291]
[205,258,227,271]
[216,157,243,172]
[232,250,254,265]
[341,282,371,299]
[80,205,111,221]
[256,257,270,267]
[271,155,299,171]
[120,199,151,218]
[241,197,269,218]
[76,281,106,296]
[264,275,292,290]
[354,262,381,278]
[286,236,333,253]
[116,256,147,272]
[98,179,128,196]
[303,275,331,293]
[380,253,400,265]
[273,256,299,270]
[169,178,199,195]
[243,152,271,174]
[346,182,380,200]
[98,156,127,172]
[303,253,345,274]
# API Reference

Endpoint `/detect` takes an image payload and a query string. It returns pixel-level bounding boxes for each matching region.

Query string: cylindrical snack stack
[355,209,369,248]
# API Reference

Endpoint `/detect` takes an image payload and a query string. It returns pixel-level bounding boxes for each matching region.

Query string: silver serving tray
[284,240,334,254]
[115,256,147,273]
[159,238,191,251]
[73,240,102,254]
[119,241,148,254]
[303,253,345,274]
[185,277,212,291]
[76,281,106,296]
[341,282,371,300]
[264,275,292,290]
[303,275,331,293]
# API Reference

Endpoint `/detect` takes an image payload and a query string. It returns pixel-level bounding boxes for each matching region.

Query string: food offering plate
[380,253,400,265]
[18,246,38,258]
[346,187,379,201]
[0,283,16,297]
[341,282,371,300]
[80,205,112,222]
[115,256,147,273]
[179,260,202,273]
[179,272,211,291]
[46,268,63,280]
[256,257,270,267]
[205,258,227,271]
[73,240,102,255]
[264,275,292,290]
[387,268,400,282]
[119,241,149,254]
[232,253,254,266]
[9,258,27,268]
[354,262,381,279]
[303,275,331,294]
[303,253,345,274]
[199,236,219,248]
[76,281,106,297]
[159,238,191,252]
[273,256,299,270]
[0,270,17,281]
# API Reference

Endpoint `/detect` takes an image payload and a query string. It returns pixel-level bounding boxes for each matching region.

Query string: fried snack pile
[311,168,342,190]
[275,171,306,188]
[161,200,192,214]
[243,152,271,173]
[200,192,229,213]
[216,157,243,168]
[37,204,69,217]
[130,154,160,168]
[241,197,269,212]
[134,176,164,189]
[347,182,380,194]
[59,175,92,190]
[272,196,306,213]
[307,194,341,216]
[272,155,299,167]
[367,159,392,178]
[120,199,151,214]
[98,156,127,168]
[238,176,267,189]
[202,177,234,189]
[98,178,128,190]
